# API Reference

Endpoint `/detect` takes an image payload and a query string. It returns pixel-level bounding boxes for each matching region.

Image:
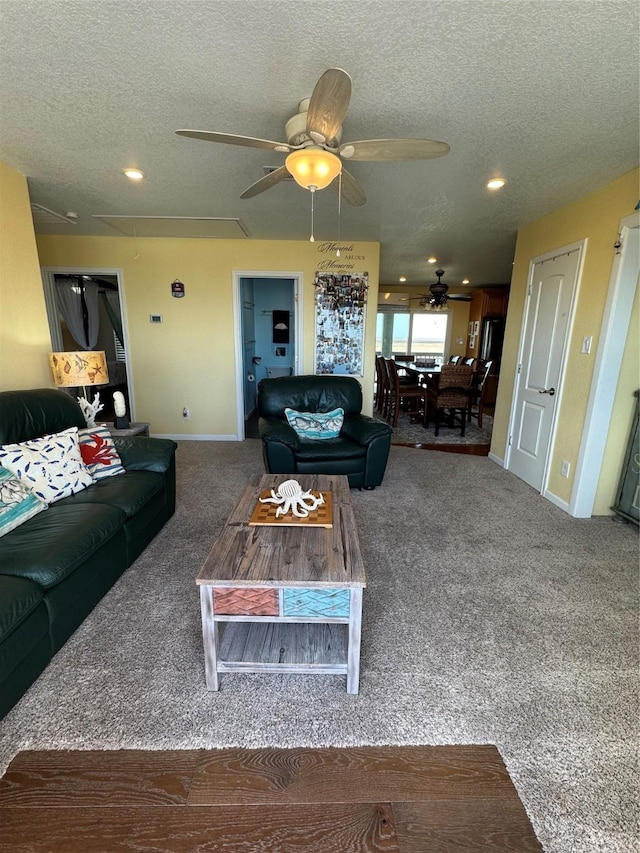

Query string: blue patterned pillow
[0,427,94,504]
[0,465,47,537]
[284,407,344,439]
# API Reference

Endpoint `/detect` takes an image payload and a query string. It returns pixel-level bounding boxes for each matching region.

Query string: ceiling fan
[175,68,449,207]
[402,270,472,309]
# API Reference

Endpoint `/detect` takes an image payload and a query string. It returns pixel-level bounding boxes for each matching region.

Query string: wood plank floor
[0,746,542,852]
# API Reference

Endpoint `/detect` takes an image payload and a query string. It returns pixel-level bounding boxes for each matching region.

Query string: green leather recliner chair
[257,375,392,489]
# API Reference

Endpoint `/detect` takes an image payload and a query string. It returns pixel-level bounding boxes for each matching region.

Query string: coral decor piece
[259,479,325,518]
[77,394,103,428]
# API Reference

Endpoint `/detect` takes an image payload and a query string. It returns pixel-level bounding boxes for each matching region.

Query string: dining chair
[374,355,386,414]
[385,358,425,428]
[448,355,462,365]
[469,360,496,428]
[423,364,473,436]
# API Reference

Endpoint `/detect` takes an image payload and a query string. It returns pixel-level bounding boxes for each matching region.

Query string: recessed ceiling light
[427,256,437,264]
[123,168,145,181]
[462,278,470,285]
[486,177,506,190]
[399,276,407,282]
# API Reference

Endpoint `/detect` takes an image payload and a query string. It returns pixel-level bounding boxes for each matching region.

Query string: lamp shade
[285,148,342,191]
[49,351,109,388]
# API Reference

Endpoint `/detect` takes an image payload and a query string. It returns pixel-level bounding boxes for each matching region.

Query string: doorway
[506,242,585,491]
[41,267,133,421]
[233,271,303,440]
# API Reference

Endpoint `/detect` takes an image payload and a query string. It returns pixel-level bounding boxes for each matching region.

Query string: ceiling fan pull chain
[336,174,342,256]
[309,188,315,242]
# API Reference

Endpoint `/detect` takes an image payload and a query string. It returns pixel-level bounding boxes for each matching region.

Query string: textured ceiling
[0,0,638,288]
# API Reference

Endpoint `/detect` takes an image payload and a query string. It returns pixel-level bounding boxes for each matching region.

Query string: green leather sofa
[257,375,392,489]
[0,388,177,719]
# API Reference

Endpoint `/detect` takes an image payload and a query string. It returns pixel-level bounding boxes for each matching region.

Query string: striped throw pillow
[78,426,125,480]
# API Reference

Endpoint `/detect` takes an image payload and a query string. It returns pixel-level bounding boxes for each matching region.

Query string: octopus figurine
[260,479,324,518]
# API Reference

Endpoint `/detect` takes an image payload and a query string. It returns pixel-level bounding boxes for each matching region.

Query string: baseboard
[152,434,240,441]
[543,488,571,515]
[488,451,504,467]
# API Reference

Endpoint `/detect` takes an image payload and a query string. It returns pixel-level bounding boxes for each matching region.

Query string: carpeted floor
[0,441,637,852]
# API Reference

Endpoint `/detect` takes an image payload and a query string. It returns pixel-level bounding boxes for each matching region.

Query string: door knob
[538,387,556,396]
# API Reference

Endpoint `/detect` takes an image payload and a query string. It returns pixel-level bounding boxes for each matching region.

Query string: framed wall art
[314,272,368,375]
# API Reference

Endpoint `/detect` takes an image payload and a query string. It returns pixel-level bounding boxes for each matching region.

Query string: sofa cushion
[0,388,85,445]
[0,502,126,588]
[0,427,94,504]
[56,470,164,518]
[295,436,367,462]
[0,575,45,643]
[0,576,51,708]
[78,426,125,480]
[258,375,363,419]
[285,407,344,439]
[0,465,47,537]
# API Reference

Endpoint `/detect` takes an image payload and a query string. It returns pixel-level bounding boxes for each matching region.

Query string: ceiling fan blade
[306,68,352,145]
[240,166,290,199]
[330,167,367,207]
[448,295,472,301]
[339,138,450,162]
[176,129,290,152]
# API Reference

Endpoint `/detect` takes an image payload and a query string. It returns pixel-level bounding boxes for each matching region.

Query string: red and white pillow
[78,426,125,480]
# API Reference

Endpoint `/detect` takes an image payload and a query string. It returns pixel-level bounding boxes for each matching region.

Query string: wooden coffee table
[196,473,366,694]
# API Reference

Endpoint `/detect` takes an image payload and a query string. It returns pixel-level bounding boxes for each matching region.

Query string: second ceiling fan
[176,68,449,206]
[402,270,472,309]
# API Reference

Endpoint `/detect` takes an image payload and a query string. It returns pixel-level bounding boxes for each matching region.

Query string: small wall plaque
[171,279,185,298]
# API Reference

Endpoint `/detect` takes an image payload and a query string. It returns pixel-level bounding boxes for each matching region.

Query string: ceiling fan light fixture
[285,149,342,191]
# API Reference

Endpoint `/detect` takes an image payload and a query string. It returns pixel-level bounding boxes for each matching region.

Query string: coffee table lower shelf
[218,622,349,675]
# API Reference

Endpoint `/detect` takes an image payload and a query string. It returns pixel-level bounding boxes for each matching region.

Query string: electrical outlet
[561,460,570,478]
[182,407,191,420]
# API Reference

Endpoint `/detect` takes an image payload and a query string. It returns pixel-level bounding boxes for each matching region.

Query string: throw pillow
[78,426,125,480]
[0,427,94,504]
[284,407,344,439]
[0,465,47,537]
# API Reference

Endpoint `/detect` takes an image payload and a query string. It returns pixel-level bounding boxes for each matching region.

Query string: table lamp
[49,351,109,426]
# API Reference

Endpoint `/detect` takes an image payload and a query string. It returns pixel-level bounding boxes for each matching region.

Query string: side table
[105,422,150,437]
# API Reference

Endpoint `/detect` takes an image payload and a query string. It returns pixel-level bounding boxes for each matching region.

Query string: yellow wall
[0,162,53,389]
[492,168,639,511]
[35,235,380,436]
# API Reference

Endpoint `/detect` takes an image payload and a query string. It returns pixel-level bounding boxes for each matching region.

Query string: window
[410,313,448,363]
[376,308,449,363]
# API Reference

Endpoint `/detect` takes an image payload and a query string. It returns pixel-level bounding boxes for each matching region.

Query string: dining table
[400,362,442,388]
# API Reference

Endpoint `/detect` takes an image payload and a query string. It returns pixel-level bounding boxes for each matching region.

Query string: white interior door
[507,246,582,490]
